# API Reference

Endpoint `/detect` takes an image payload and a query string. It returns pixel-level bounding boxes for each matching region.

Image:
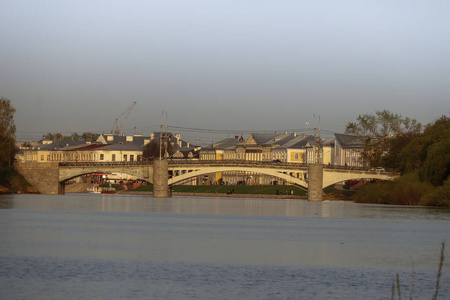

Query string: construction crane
[111,101,137,135]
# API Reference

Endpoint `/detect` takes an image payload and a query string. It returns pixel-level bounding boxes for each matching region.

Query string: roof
[100,142,144,151]
[62,143,107,151]
[334,133,365,148]
[211,138,243,150]
[28,140,87,151]
[248,133,291,146]
[283,135,316,149]
[100,133,199,149]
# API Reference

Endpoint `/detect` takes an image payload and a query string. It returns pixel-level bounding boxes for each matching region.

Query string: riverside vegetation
[353,115,450,207]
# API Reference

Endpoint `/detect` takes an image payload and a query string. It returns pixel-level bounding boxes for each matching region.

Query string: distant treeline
[354,115,450,207]
[41,132,100,142]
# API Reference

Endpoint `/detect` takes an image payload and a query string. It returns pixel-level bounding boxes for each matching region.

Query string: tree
[41,132,100,142]
[81,132,100,142]
[42,133,62,141]
[143,139,174,160]
[0,97,16,166]
[345,110,422,167]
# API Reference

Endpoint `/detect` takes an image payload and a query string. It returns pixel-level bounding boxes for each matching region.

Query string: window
[130,155,134,162]
[137,155,141,161]
[112,154,116,161]
[123,154,127,161]
[100,154,104,161]
[295,153,299,160]
[40,155,44,161]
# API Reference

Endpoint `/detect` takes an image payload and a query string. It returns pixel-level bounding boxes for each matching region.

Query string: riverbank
[119,190,307,199]
[118,190,352,201]
[0,167,39,194]
[63,182,353,200]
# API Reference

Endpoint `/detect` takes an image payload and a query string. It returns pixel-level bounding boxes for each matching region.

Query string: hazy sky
[1,0,449,144]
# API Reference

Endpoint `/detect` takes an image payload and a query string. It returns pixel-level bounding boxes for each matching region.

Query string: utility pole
[164,112,168,158]
[313,114,322,164]
[159,111,164,160]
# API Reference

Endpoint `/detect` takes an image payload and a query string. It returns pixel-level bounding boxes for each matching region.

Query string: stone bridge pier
[307,164,323,201]
[153,160,170,197]
[15,163,65,195]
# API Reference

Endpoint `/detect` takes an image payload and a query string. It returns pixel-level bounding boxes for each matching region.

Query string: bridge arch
[322,170,398,188]
[59,164,154,184]
[168,166,308,188]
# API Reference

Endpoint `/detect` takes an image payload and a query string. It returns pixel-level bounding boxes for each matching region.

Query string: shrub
[354,173,432,205]
[420,178,450,207]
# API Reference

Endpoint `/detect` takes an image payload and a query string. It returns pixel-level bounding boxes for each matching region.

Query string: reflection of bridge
[15,160,397,201]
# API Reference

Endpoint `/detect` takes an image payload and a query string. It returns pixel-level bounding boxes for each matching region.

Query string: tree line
[41,132,100,142]
[0,97,16,167]
[347,111,449,206]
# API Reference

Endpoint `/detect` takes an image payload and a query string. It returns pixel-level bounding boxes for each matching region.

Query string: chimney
[235,136,239,140]
[294,132,297,137]
[284,131,288,134]
[126,136,133,142]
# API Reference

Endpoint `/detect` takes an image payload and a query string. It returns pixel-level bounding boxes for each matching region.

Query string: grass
[133,184,308,196]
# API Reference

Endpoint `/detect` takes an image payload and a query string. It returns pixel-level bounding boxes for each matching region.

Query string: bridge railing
[59,161,153,167]
[58,160,393,173]
[168,160,310,168]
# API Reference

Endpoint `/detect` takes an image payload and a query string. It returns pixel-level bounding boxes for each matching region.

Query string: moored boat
[87,185,101,193]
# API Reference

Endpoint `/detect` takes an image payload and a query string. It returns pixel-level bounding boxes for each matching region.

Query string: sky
[1,0,449,145]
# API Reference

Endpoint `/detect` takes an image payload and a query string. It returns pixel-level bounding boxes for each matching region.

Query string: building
[333,133,365,167]
[199,132,315,185]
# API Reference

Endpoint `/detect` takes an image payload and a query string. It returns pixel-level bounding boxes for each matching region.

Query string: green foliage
[422,138,450,186]
[354,173,432,205]
[355,115,449,206]
[354,181,393,204]
[381,134,419,171]
[345,110,421,167]
[42,132,100,142]
[0,97,16,167]
[399,116,449,184]
[420,178,450,207]
[0,167,32,193]
[399,135,430,173]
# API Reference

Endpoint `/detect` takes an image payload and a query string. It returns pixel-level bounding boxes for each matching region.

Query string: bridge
[15,160,397,201]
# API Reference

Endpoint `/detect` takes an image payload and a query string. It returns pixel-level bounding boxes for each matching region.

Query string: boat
[100,187,116,194]
[87,185,101,193]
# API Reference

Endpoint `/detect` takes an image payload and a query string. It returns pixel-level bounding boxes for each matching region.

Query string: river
[0,193,449,299]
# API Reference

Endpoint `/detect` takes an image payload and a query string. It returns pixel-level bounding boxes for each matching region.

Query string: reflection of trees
[0,197,14,209]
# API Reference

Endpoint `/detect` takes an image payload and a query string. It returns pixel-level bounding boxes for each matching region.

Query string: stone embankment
[119,190,306,199]
[65,182,93,193]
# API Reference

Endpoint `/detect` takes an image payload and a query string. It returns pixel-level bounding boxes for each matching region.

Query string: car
[370,167,385,172]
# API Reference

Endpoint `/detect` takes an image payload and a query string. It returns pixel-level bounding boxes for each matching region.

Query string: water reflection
[1,193,449,220]
[1,193,449,299]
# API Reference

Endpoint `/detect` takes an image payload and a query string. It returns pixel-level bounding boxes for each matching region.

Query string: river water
[0,193,449,299]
